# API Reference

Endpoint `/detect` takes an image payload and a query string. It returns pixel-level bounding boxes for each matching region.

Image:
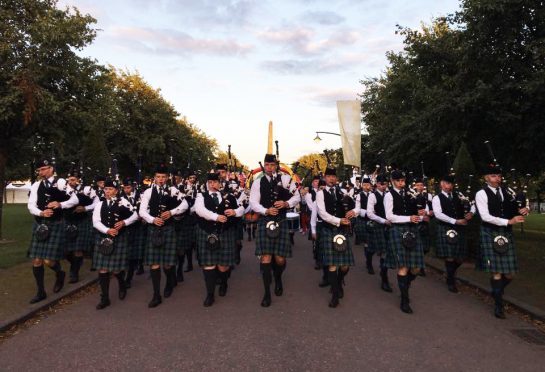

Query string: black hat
[154,163,169,174]
[441,174,455,184]
[67,169,80,178]
[414,177,425,184]
[175,169,184,177]
[312,175,321,181]
[104,178,117,188]
[318,179,326,187]
[216,163,227,171]
[207,172,220,181]
[324,167,336,176]
[122,177,134,186]
[391,170,406,180]
[95,175,106,182]
[483,163,502,176]
[362,177,371,184]
[186,169,196,177]
[376,174,388,183]
[35,158,53,169]
[264,154,277,163]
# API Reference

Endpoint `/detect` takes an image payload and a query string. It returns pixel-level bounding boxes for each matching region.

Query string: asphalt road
[1,233,544,371]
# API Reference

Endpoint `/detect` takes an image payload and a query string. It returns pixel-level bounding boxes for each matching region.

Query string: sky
[59,0,460,169]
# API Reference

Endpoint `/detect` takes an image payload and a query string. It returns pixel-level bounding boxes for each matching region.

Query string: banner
[337,100,361,169]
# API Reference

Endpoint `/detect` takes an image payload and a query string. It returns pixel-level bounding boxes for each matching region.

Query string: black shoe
[164,285,173,298]
[400,301,413,314]
[176,270,184,283]
[96,297,111,310]
[219,283,228,297]
[494,304,506,319]
[125,280,132,289]
[148,295,162,308]
[447,282,459,293]
[261,294,271,307]
[381,281,393,293]
[366,263,375,275]
[29,292,47,304]
[329,296,339,308]
[119,285,127,300]
[274,284,283,297]
[53,271,65,293]
[318,278,330,287]
[69,273,79,284]
[203,294,215,307]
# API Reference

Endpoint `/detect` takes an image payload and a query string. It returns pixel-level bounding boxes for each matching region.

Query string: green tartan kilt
[477,225,518,274]
[255,217,292,258]
[28,219,66,261]
[175,219,196,254]
[127,221,147,260]
[319,225,355,267]
[435,224,468,260]
[145,224,178,267]
[419,223,431,254]
[64,215,93,253]
[236,218,244,240]
[366,221,388,255]
[384,224,425,269]
[196,227,236,266]
[93,232,129,272]
[353,217,368,245]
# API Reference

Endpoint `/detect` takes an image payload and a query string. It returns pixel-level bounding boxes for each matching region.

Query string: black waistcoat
[360,191,369,210]
[259,175,291,217]
[482,187,516,229]
[373,191,386,219]
[197,191,238,233]
[321,187,348,228]
[36,178,69,221]
[438,192,465,221]
[148,186,180,224]
[391,189,418,217]
[100,200,133,229]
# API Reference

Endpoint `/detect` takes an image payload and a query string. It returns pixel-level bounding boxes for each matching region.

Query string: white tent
[5,182,31,204]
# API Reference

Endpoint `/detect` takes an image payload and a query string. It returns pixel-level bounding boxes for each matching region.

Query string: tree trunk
[0,147,7,240]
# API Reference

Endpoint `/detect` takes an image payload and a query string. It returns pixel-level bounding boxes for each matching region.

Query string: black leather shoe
[119,286,127,300]
[274,286,283,296]
[329,296,339,308]
[261,294,271,307]
[494,304,506,319]
[164,285,173,298]
[447,283,459,293]
[148,295,162,308]
[53,271,65,293]
[96,298,111,310]
[219,283,228,297]
[381,281,393,293]
[318,279,330,288]
[29,292,47,304]
[400,301,413,314]
[69,273,79,284]
[203,294,215,307]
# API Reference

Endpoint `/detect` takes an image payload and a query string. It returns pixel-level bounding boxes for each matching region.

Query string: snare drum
[286,212,300,233]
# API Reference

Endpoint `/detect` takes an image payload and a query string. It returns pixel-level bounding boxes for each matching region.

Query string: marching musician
[139,164,188,308]
[355,176,372,270]
[92,179,138,310]
[249,153,300,307]
[195,172,245,306]
[27,159,79,304]
[413,177,433,276]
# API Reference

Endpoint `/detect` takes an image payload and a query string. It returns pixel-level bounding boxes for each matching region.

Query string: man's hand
[340,218,351,226]
[464,212,473,220]
[274,200,288,209]
[508,216,525,225]
[107,228,118,237]
[41,209,54,218]
[428,210,434,217]
[153,217,165,226]
[345,210,356,219]
[47,201,61,209]
[160,211,172,220]
[518,208,529,216]
[384,220,392,226]
[410,215,420,224]
[417,209,426,216]
[114,221,125,230]
[217,215,228,223]
[224,209,236,217]
[311,233,317,241]
[74,206,86,213]
[456,219,468,226]
[422,215,430,222]
[266,207,279,216]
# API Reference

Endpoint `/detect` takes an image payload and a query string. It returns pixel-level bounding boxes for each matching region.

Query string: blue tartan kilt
[435,224,468,260]
[93,232,129,272]
[419,223,431,254]
[384,224,425,269]
[175,219,196,254]
[64,214,93,253]
[196,227,236,266]
[28,219,66,261]
[353,217,368,245]
[145,223,178,267]
[319,225,355,267]
[127,221,147,260]
[477,225,518,274]
[366,221,388,255]
[236,218,244,240]
[255,217,292,258]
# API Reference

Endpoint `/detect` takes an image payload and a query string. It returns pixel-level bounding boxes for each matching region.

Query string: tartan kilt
[145,224,178,267]
[236,219,244,240]
[28,219,66,261]
[175,219,196,254]
[366,221,388,255]
[64,214,93,253]
[353,217,368,245]
[419,223,431,254]
[127,221,147,260]
[319,225,355,267]
[384,224,425,269]
[255,217,292,258]
[435,224,468,260]
[93,232,129,272]
[477,225,518,274]
[196,226,236,266]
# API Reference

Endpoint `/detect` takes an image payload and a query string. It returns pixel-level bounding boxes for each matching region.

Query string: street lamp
[314,131,341,143]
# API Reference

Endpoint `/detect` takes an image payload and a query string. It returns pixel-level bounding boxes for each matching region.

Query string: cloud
[108,27,253,56]
[304,87,359,106]
[258,25,360,56]
[300,10,345,25]
[260,58,344,75]
[163,0,257,29]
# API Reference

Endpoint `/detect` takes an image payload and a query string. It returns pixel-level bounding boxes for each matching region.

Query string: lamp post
[313,131,341,143]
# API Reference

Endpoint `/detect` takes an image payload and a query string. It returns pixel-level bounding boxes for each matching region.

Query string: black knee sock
[273,262,286,282]
[397,275,409,300]
[163,267,172,289]
[186,249,193,266]
[203,269,217,295]
[218,270,228,285]
[328,271,339,297]
[177,254,185,271]
[260,263,272,296]
[365,251,373,266]
[150,268,161,297]
[115,271,125,286]
[379,257,386,270]
[322,266,329,281]
[126,259,137,283]
[33,265,45,293]
[75,256,83,272]
[339,268,349,284]
[99,272,110,299]
[380,266,389,282]
[49,262,62,274]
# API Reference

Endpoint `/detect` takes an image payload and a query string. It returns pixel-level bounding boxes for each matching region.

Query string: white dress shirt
[27,177,79,217]
[359,191,369,218]
[195,190,245,221]
[316,185,360,227]
[92,198,138,234]
[475,185,509,227]
[139,184,188,224]
[384,188,421,224]
[367,191,388,225]
[249,174,301,215]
